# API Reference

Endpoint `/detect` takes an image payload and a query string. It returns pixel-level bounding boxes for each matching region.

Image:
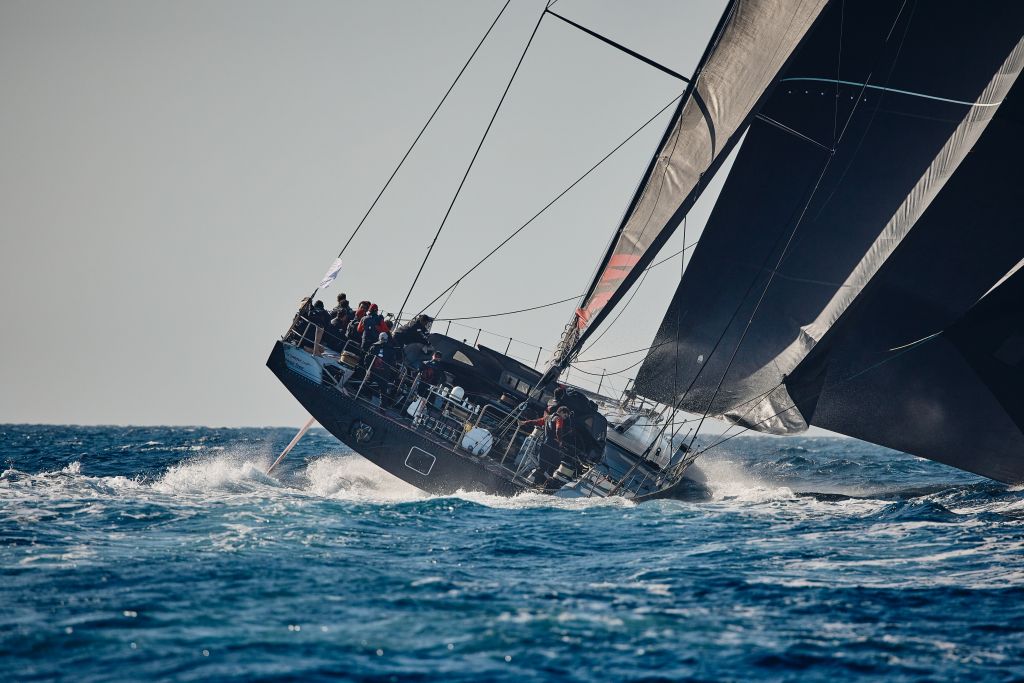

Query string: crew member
[310,300,332,330]
[519,406,574,485]
[520,405,574,449]
[330,294,353,327]
[419,351,443,383]
[415,351,444,398]
[358,304,384,349]
[393,314,433,347]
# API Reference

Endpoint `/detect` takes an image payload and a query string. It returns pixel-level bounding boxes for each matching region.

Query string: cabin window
[501,373,532,395]
[453,351,474,366]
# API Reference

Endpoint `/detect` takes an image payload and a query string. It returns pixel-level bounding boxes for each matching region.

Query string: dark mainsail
[561,0,829,358]
[783,75,1024,483]
[633,1,1024,442]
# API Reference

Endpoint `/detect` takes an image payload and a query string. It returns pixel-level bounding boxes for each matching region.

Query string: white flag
[318,257,343,289]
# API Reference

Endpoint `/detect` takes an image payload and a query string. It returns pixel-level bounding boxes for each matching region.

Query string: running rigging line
[397,5,548,323]
[435,294,582,322]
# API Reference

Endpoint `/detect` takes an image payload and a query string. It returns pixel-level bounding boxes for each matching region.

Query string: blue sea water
[2,425,1023,682]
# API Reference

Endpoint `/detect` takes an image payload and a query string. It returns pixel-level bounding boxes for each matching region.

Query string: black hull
[267,342,525,496]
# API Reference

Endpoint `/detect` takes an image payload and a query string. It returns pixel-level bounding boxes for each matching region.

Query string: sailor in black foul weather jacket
[393,314,433,347]
[330,294,354,328]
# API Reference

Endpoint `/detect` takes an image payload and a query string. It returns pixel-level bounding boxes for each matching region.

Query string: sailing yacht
[269,0,1024,497]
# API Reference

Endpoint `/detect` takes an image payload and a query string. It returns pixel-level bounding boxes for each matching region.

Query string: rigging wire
[433,281,460,320]
[573,341,670,364]
[569,356,647,377]
[316,0,511,288]
[397,4,549,322]
[434,237,697,324]
[412,91,686,319]
[436,294,582,322]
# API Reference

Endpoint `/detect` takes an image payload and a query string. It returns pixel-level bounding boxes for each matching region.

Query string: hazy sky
[1,0,741,427]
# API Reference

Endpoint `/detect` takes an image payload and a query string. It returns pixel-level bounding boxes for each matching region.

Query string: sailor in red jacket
[520,406,573,449]
[357,304,384,349]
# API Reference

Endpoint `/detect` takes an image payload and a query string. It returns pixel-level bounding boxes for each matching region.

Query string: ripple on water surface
[1,425,1023,682]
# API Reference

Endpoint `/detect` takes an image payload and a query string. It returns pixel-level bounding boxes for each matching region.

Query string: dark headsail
[634,1,1024,445]
[556,0,829,362]
[783,75,1024,483]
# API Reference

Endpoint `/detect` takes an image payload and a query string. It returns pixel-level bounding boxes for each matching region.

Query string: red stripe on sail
[576,292,614,330]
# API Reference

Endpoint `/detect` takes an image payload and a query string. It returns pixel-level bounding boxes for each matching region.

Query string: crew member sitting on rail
[344,301,368,343]
[323,294,352,351]
[330,293,353,327]
[309,300,329,327]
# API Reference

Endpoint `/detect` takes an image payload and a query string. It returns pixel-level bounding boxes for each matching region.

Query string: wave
[2,437,1019,521]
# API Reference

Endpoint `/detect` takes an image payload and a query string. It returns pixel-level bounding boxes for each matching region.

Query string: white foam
[302,455,426,503]
[688,458,797,503]
[152,452,279,494]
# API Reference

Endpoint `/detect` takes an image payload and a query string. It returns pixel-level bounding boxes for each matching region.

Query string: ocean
[2,425,1022,681]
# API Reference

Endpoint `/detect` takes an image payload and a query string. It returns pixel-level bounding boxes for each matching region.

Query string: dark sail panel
[567,0,829,351]
[634,1,1024,434]
[782,76,1024,483]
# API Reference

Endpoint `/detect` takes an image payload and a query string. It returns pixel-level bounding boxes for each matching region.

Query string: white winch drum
[461,427,493,456]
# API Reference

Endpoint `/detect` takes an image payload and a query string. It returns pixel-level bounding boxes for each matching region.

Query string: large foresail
[782,74,1024,483]
[633,1,1024,438]
[557,0,829,361]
